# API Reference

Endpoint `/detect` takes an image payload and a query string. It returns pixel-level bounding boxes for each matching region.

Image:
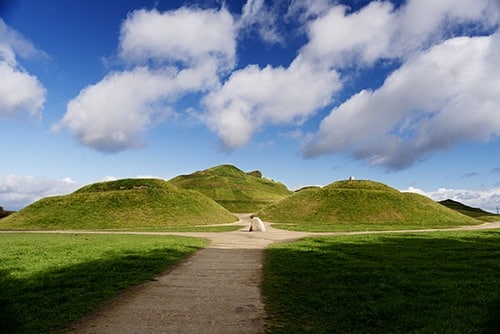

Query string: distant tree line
[0,205,15,219]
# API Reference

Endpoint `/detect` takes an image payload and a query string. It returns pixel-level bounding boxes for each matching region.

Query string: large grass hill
[439,199,500,222]
[169,164,292,212]
[0,178,236,230]
[258,179,480,231]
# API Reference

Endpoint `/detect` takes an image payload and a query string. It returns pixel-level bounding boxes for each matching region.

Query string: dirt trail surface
[66,219,500,333]
[67,214,312,334]
[6,218,498,333]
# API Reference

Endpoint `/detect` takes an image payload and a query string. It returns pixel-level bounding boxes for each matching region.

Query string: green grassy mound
[0,178,236,230]
[169,164,292,212]
[439,199,500,222]
[258,180,480,231]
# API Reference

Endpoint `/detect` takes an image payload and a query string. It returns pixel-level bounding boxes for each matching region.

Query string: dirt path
[58,218,500,333]
[67,215,311,334]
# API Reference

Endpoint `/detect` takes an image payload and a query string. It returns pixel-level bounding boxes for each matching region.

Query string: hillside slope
[0,178,236,230]
[439,199,500,222]
[169,164,292,212]
[258,180,479,231]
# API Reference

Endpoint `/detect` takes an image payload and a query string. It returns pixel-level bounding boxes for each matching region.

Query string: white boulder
[249,216,266,232]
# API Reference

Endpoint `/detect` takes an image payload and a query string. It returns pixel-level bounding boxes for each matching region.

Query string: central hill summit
[257,179,479,231]
[169,164,292,212]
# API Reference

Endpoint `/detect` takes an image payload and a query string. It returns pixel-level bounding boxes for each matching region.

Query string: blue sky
[1,0,500,212]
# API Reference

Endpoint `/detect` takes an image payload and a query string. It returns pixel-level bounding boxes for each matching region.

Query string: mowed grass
[170,164,292,212]
[0,178,237,230]
[0,233,208,333]
[264,231,500,333]
[259,180,479,232]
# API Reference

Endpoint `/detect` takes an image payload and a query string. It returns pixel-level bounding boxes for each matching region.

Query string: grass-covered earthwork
[439,199,500,222]
[0,233,208,333]
[263,230,500,333]
[0,178,236,230]
[170,164,292,212]
[258,180,479,231]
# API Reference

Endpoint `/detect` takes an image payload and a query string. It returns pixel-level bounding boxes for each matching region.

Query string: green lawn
[263,230,500,333]
[0,233,208,333]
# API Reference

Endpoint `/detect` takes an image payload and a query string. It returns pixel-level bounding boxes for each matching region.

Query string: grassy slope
[439,199,500,222]
[0,178,236,230]
[264,231,500,333]
[0,233,208,333]
[258,180,479,231]
[169,164,292,212]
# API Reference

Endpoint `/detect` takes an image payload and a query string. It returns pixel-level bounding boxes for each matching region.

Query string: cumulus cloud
[205,0,500,152]
[0,174,79,210]
[0,19,46,118]
[203,60,339,149]
[119,7,235,69]
[58,6,236,152]
[305,34,500,170]
[55,67,181,152]
[301,1,396,67]
[405,186,500,214]
[300,0,499,67]
[56,0,500,159]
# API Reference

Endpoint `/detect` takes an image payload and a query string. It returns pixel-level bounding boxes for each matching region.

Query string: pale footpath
[65,217,500,333]
[67,215,310,334]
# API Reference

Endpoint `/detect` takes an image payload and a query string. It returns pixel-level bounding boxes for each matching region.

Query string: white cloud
[300,0,499,67]
[0,174,79,210]
[0,19,46,118]
[99,176,118,182]
[119,7,235,70]
[301,1,396,67]
[59,6,237,153]
[287,0,334,22]
[305,33,500,170]
[0,19,47,64]
[0,62,46,118]
[203,60,340,149]
[204,0,500,151]
[405,186,500,214]
[56,0,500,156]
[55,67,179,152]
[239,0,282,44]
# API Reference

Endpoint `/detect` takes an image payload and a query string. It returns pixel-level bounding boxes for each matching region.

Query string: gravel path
[62,218,500,333]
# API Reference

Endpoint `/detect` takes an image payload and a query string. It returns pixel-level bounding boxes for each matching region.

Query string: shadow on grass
[264,231,500,334]
[0,247,200,333]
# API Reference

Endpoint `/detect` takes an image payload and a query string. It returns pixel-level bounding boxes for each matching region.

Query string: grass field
[0,233,208,333]
[263,230,500,333]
